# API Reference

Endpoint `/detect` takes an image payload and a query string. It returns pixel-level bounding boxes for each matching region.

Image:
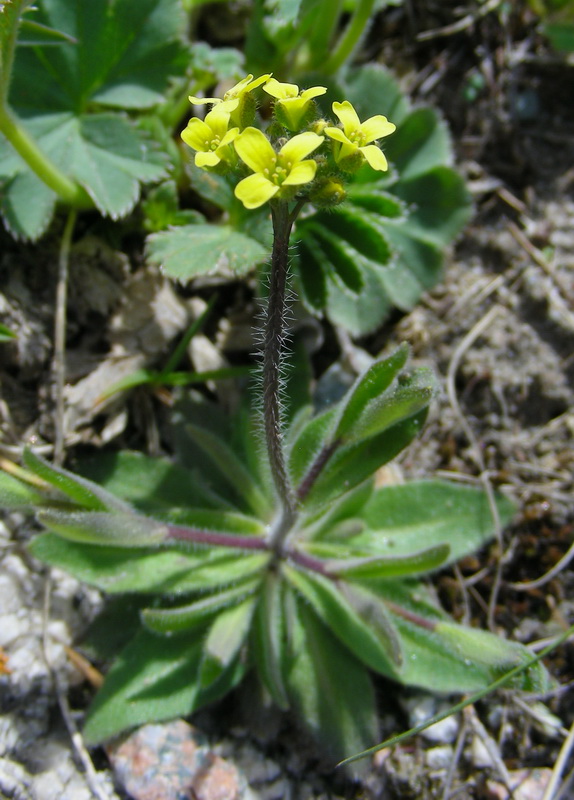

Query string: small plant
[1,73,551,768]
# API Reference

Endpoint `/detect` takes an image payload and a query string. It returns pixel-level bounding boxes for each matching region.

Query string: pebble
[424,745,454,770]
[107,720,260,800]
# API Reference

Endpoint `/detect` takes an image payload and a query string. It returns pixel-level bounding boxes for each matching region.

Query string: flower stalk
[264,201,298,550]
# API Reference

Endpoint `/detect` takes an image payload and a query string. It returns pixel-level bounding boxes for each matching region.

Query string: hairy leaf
[287,596,378,773]
[83,628,203,744]
[142,578,260,634]
[146,224,267,281]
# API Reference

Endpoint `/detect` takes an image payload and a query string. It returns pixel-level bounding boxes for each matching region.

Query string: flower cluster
[181,74,396,210]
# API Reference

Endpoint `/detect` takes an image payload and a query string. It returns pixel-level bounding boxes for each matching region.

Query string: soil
[1,2,573,799]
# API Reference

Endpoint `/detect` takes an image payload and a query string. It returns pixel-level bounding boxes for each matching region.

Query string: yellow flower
[234,127,324,209]
[263,78,327,131]
[325,101,396,171]
[181,106,239,169]
[188,74,272,125]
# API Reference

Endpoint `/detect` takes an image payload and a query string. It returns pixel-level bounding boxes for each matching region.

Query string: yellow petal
[282,160,317,186]
[280,132,324,163]
[235,173,279,209]
[225,75,255,98]
[332,100,361,137]
[195,151,221,168]
[324,126,351,145]
[359,144,389,171]
[188,95,221,105]
[245,73,273,92]
[359,115,396,143]
[263,78,299,99]
[205,107,232,138]
[300,86,328,101]
[234,127,276,173]
[181,118,213,151]
[219,127,240,147]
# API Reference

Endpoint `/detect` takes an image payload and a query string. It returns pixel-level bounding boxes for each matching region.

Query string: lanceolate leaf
[23,448,133,512]
[252,571,290,709]
[332,344,409,441]
[83,628,204,745]
[287,596,378,773]
[284,566,396,676]
[200,596,257,687]
[352,480,515,565]
[37,509,168,547]
[142,578,261,635]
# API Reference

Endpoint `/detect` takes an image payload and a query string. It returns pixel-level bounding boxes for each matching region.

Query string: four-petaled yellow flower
[188,73,272,114]
[181,106,239,168]
[263,78,327,131]
[234,127,324,209]
[325,101,396,171]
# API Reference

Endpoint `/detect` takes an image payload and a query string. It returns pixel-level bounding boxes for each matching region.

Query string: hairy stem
[323,0,377,75]
[264,202,298,550]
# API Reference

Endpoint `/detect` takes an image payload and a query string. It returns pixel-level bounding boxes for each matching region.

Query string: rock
[107,720,259,800]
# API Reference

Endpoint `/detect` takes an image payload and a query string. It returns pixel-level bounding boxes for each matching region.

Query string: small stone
[425,745,453,770]
[107,720,258,800]
[486,768,552,800]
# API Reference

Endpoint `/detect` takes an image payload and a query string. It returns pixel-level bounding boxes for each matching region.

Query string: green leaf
[296,238,328,311]
[12,0,187,113]
[310,207,392,265]
[37,509,168,547]
[435,621,552,691]
[83,627,203,745]
[0,168,56,240]
[77,450,224,514]
[353,480,515,565]
[333,344,409,441]
[1,0,184,235]
[323,259,392,336]
[383,108,452,181]
[284,566,396,676]
[146,224,267,282]
[305,411,427,508]
[30,532,270,594]
[287,406,336,487]
[346,187,405,218]
[18,18,77,46]
[200,596,256,687]
[184,423,270,518]
[0,470,43,507]
[252,571,290,709]
[142,578,260,635]
[185,159,236,210]
[324,544,450,579]
[0,321,16,340]
[286,596,378,773]
[343,64,411,126]
[347,382,433,444]
[23,448,133,512]
[304,224,364,293]
[392,166,473,249]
